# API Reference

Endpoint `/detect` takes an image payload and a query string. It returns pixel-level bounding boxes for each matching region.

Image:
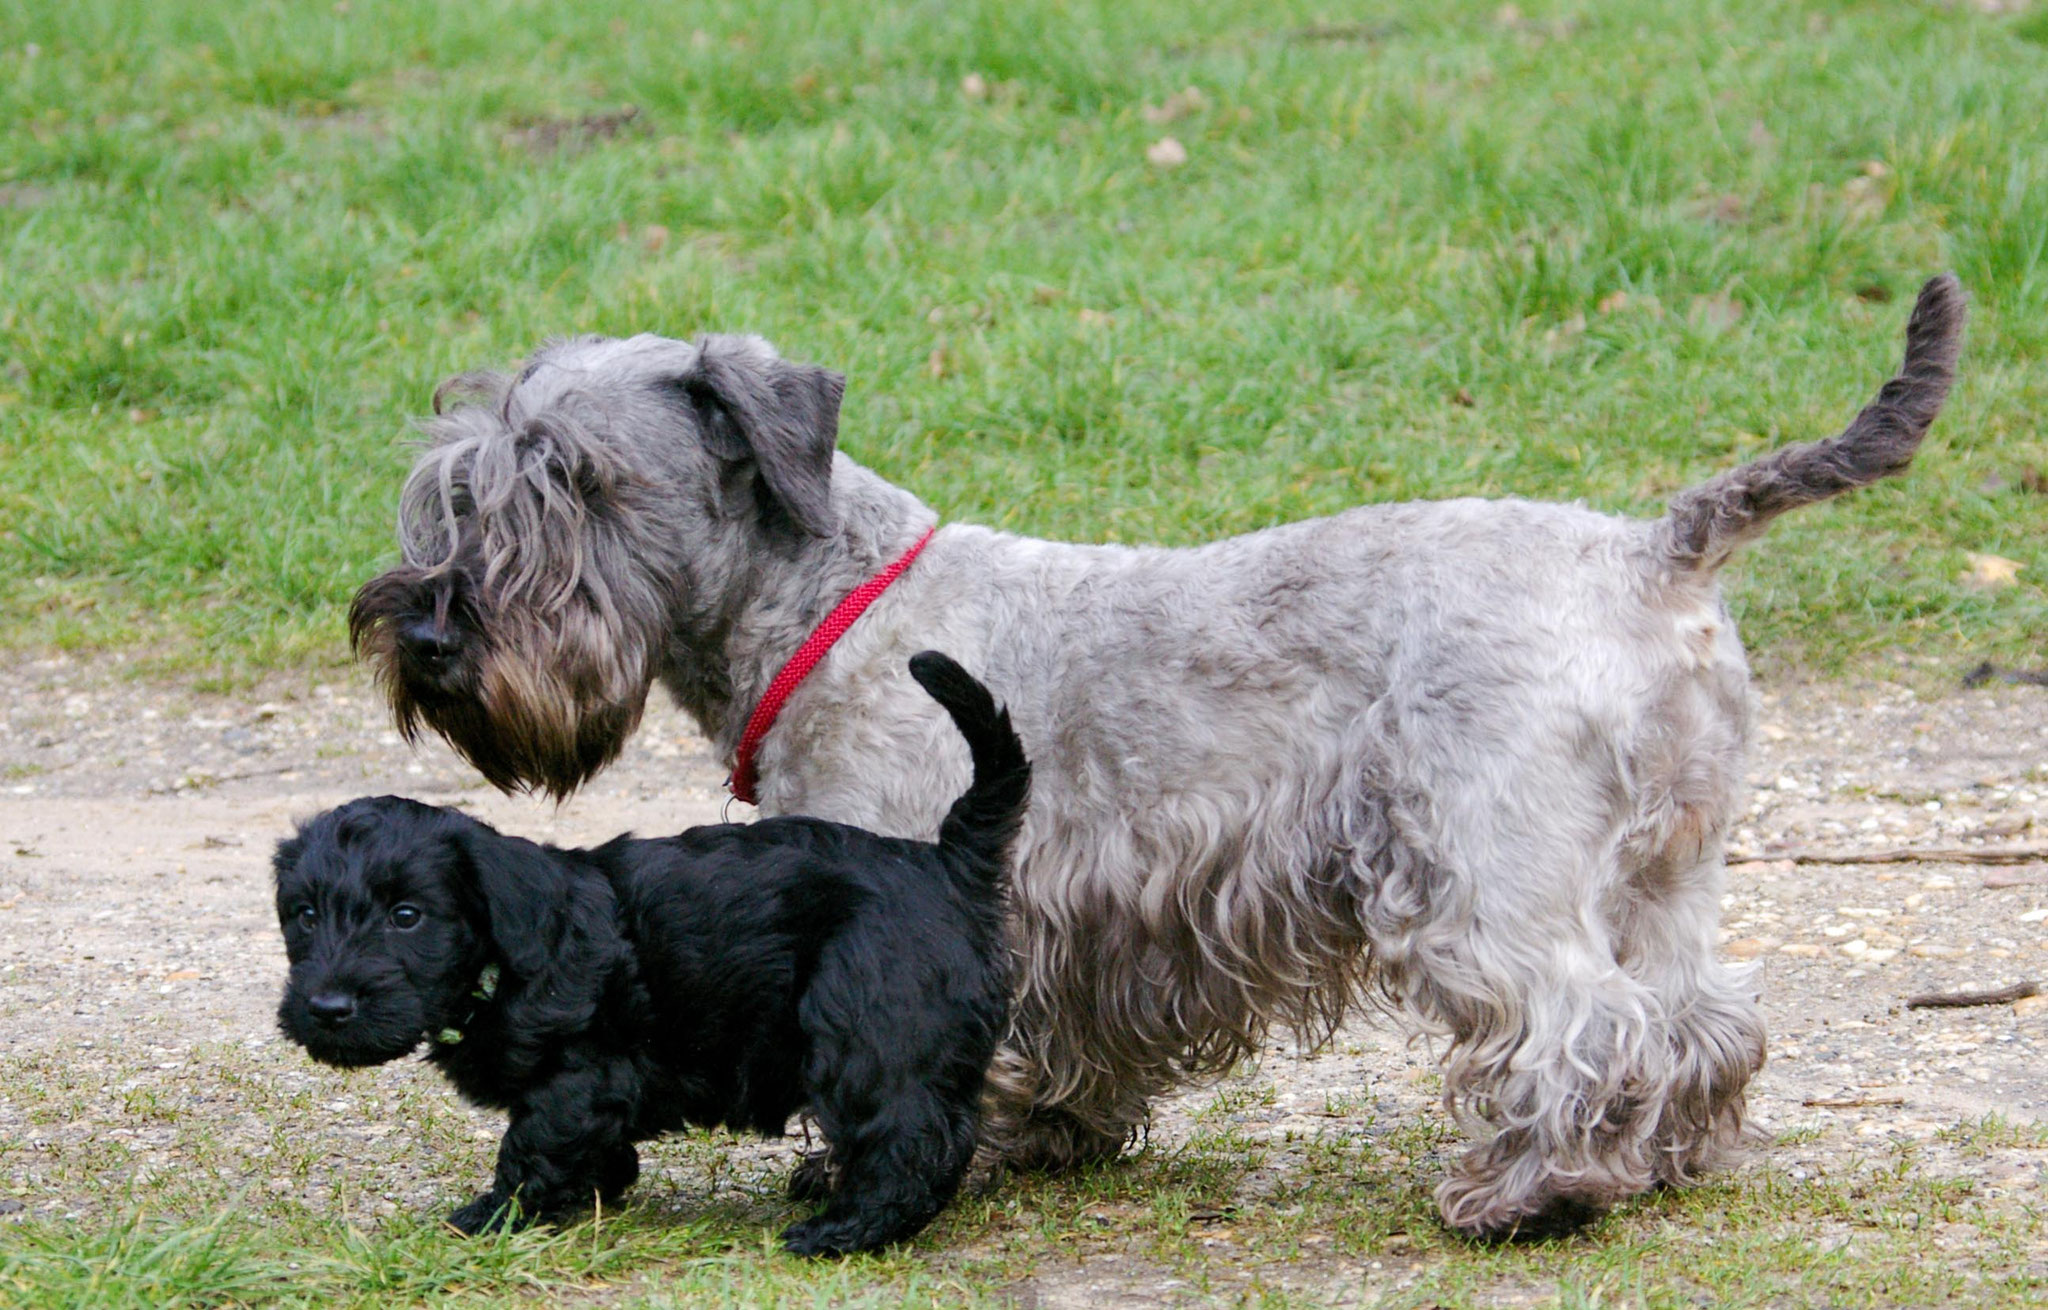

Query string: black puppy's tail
[1657,273,1966,573]
[908,651,1031,892]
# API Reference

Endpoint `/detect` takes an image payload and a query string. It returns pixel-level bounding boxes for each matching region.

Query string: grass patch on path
[2,0,2046,679]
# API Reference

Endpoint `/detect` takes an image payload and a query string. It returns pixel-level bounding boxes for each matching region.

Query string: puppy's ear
[454,823,621,1043]
[271,832,307,918]
[454,824,578,982]
[675,336,843,537]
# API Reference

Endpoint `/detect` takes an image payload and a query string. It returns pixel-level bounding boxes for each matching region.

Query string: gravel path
[2,652,2044,1299]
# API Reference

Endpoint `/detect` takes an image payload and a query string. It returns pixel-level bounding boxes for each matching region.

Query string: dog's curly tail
[1657,273,1966,574]
[908,651,1032,893]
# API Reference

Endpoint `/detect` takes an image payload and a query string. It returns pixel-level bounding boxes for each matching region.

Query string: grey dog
[352,276,1964,1238]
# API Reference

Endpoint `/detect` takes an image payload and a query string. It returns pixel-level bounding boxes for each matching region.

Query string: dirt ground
[2,651,2046,1302]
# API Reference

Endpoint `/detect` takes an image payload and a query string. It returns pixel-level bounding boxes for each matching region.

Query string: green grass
[4,1044,2044,1307]
[2,0,2046,680]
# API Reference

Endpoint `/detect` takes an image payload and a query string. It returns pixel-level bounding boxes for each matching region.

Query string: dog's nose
[307,991,358,1025]
[399,619,459,663]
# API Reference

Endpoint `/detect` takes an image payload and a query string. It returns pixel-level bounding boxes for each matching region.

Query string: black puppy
[273,652,1027,1256]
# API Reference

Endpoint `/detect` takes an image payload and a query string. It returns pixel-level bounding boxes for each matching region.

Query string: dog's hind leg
[976,1040,1143,1175]
[1417,902,1666,1240]
[1368,787,1669,1240]
[780,1088,980,1256]
[1610,848,1765,1187]
[597,1140,641,1202]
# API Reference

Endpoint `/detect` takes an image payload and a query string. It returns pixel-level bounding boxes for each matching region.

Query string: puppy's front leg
[447,1064,640,1234]
[447,1184,520,1236]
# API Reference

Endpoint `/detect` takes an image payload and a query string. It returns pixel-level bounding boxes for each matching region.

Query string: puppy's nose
[399,619,459,662]
[307,991,358,1025]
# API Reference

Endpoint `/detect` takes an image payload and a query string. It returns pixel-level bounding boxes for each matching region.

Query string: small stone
[1839,939,1870,958]
[1909,943,1963,958]
[1723,937,1771,959]
[1146,136,1189,168]
[2014,994,2048,1019]
[1780,943,1824,958]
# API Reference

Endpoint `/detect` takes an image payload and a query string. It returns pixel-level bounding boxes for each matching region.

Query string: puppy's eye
[294,904,316,929]
[390,904,423,931]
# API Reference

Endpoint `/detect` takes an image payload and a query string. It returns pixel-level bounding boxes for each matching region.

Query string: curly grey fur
[352,277,1966,1238]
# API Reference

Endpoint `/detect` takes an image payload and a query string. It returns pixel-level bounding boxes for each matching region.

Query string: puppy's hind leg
[780,1086,980,1257]
[598,1141,641,1203]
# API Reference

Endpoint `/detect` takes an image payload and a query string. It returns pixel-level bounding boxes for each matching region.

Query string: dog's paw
[446,1192,524,1236]
[1436,1175,1606,1244]
[598,1143,640,1202]
[780,1215,877,1258]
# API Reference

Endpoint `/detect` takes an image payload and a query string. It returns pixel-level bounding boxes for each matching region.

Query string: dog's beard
[352,579,652,799]
[414,650,647,800]
[277,986,431,1068]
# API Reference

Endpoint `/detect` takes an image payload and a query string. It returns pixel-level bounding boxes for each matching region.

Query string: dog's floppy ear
[453,823,584,981]
[676,335,844,537]
[452,822,619,1053]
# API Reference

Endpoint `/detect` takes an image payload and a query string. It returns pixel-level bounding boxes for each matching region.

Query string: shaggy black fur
[272,652,1028,1257]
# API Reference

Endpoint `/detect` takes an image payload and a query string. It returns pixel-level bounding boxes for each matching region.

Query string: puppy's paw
[598,1143,640,1202]
[447,1191,524,1236]
[780,1215,875,1258]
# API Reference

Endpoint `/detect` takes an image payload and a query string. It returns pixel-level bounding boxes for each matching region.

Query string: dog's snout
[399,618,459,662]
[307,991,358,1025]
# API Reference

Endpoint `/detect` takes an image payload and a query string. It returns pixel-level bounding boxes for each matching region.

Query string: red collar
[727,526,937,806]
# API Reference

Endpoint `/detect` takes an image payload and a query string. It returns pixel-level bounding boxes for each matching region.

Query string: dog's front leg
[447,1063,641,1234]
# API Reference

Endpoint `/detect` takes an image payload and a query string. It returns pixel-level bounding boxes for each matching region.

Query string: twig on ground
[1982,870,2048,889]
[1905,981,2041,1010]
[1731,845,2048,868]
[1962,661,2048,689]
[1802,1094,1907,1108]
